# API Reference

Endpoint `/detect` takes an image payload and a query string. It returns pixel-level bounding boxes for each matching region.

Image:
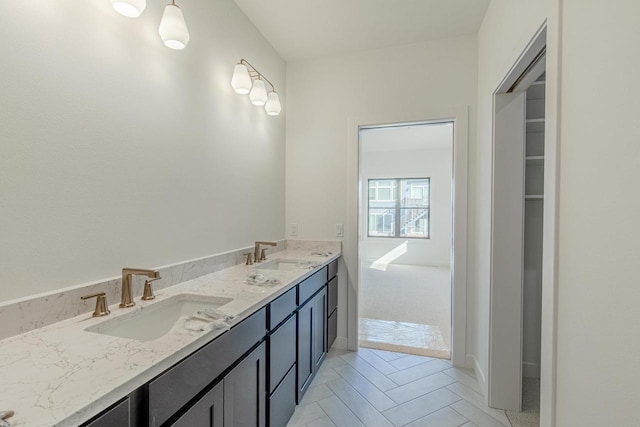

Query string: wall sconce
[231,59,281,116]
[110,0,190,50]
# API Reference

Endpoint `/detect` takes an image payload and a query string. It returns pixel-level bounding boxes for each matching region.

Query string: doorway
[357,122,454,359]
[488,24,551,427]
[345,107,469,369]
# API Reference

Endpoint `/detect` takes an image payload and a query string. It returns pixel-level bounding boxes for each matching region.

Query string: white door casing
[345,107,469,368]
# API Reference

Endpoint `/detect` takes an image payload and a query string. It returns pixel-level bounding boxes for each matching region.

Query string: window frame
[367,177,431,239]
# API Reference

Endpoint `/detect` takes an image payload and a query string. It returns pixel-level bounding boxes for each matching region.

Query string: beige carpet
[360,263,451,358]
[506,377,540,427]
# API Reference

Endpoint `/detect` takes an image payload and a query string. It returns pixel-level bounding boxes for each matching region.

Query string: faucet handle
[260,248,269,261]
[243,252,254,265]
[142,277,161,301]
[81,292,110,317]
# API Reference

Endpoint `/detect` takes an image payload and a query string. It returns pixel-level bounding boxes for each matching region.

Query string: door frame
[345,106,469,368]
[488,21,560,426]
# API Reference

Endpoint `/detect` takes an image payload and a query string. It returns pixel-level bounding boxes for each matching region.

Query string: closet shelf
[526,118,545,133]
[526,156,544,162]
[525,195,544,200]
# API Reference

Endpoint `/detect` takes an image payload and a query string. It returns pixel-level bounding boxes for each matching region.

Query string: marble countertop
[0,248,340,427]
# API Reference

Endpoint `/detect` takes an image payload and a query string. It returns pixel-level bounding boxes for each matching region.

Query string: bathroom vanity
[0,245,340,427]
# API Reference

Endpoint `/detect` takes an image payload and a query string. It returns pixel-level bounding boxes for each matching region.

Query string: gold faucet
[254,241,276,263]
[121,268,160,308]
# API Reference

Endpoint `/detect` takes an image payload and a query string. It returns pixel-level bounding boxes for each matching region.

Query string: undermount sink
[85,294,233,342]
[253,259,303,271]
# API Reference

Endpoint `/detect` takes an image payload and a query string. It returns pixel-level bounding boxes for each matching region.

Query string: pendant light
[231,63,252,94]
[264,92,282,116]
[249,78,268,106]
[158,0,190,50]
[111,0,146,18]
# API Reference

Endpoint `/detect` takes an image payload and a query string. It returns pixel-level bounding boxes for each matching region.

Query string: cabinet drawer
[148,308,266,427]
[269,287,297,330]
[269,315,296,394]
[328,310,337,350]
[298,266,327,305]
[328,259,338,280]
[328,276,338,316]
[84,398,130,427]
[268,365,296,427]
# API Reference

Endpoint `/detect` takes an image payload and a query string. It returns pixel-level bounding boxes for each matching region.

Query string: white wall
[555,0,640,424]
[360,143,452,267]
[0,1,286,302]
[477,0,640,424]
[286,36,476,349]
[472,0,550,395]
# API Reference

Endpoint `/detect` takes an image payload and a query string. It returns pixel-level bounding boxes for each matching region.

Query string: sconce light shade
[159,3,190,50]
[249,79,268,106]
[111,0,146,17]
[231,63,252,94]
[265,92,282,116]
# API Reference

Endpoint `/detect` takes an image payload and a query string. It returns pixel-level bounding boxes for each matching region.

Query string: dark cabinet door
[171,382,223,427]
[84,398,130,427]
[313,287,327,370]
[297,299,314,400]
[297,286,328,402]
[223,342,266,427]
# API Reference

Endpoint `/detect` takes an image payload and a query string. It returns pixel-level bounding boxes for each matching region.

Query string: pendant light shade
[264,92,282,116]
[159,2,190,50]
[231,63,252,94]
[231,59,280,117]
[111,0,146,17]
[249,79,268,106]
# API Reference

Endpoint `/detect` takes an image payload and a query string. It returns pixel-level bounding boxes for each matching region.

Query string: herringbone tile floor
[287,347,511,427]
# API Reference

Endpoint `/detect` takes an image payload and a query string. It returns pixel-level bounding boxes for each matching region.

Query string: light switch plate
[335,224,344,237]
[291,223,298,236]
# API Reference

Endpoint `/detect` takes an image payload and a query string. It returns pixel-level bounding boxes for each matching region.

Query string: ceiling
[233,0,491,61]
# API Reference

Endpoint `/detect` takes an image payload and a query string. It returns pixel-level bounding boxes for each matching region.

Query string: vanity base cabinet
[224,342,266,427]
[80,258,341,427]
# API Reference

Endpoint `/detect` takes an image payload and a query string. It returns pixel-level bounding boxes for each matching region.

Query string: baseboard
[523,361,540,379]
[466,354,488,398]
[333,336,348,350]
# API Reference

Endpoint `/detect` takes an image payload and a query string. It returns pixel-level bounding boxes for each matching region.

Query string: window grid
[367,178,430,239]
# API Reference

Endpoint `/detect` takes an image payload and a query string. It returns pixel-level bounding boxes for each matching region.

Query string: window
[367,178,430,238]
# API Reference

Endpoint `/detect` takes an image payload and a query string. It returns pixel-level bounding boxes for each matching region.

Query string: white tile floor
[287,348,511,427]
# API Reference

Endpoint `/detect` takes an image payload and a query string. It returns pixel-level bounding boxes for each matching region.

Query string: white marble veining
[0,242,340,427]
[286,240,341,255]
[0,241,288,341]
